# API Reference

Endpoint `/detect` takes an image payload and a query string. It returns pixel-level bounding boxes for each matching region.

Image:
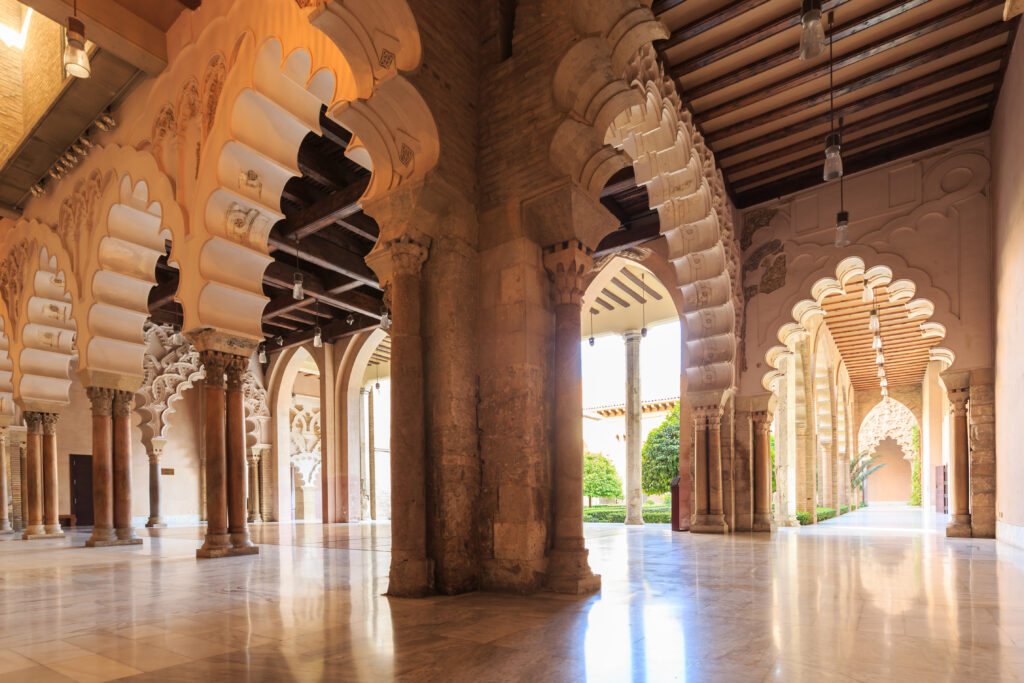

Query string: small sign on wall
[161,468,175,475]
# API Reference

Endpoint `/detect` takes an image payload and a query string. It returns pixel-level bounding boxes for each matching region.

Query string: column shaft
[543,240,600,594]
[145,450,164,527]
[22,412,44,538]
[86,388,116,545]
[623,331,643,525]
[112,391,140,543]
[693,414,708,516]
[226,356,256,553]
[198,352,231,557]
[946,388,971,537]
[752,412,772,531]
[387,237,430,595]
[0,429,12,533]
[42,414,62,536]
[692,403,728,533]
[248,454,262,523]
[368,386,376,521]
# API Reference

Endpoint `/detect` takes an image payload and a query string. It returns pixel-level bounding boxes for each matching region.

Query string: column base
[387,553,434,597]
[0,525,15,535]
[44,524,65,536]
[946,514,972,538]
[691,514,728,534]
[247,514,262,523]
[23,524,50,539]
[145,517,166,528]
[230,531,256,550]
[86,537,143,547]
[196,532,232,558]
[116,529,140,542]
[229,545,260,556]
[546,547,601,595]
[624,517,644,526]
[752,513,772,532]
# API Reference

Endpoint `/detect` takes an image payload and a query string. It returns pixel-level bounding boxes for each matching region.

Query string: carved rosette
[543,239,593,306]
[41,413,60,436]
[199,350,231,389]
[388,236,429,278]
[112,391,133,418]
[24,411,43,434]
[86,387,115,416]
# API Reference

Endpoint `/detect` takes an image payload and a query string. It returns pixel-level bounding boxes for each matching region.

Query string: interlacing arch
[549,1,741,395]
[859,398,919,459]
[289,399,321,488]
[135,323,204,456]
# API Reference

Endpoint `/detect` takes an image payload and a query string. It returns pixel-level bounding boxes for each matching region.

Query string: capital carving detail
[949,388,969,417]
[752,410,772,433]
[42,412,60,435]
[543,239,593,306]
[200,350,231,389]
[86,386,115,417]
[113,390,133,418]
[24,411,43,433]
[388,236,429,277]
[225,355,249,391]
[693,404,723,429]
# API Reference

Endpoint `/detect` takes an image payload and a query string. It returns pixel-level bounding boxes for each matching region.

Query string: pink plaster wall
[864,437,912,505]
[739,137,996,397]
[992,22,1024,545]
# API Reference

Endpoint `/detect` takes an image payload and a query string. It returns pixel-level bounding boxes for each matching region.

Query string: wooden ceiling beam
[672,0,856,75]
[734,111,990,207]
[700,4,1003,120]
[262,262,383,319]
[622,268,664,300]
[659,0,774,51]
[267,231,378,288]
[272,316,378,352]
[279,177,369,242]
[319,107,353,150]
[593,210,661,257]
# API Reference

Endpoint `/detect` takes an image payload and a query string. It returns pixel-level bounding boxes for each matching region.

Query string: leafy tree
[909,425,922,506]
[642,405,679,495]
[850,451,886,501]
[583,452,622,507]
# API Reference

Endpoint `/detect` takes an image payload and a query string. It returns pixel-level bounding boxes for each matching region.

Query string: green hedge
[795,507,837,525]
[839,505,849,514]
[795,511,811,525]
[583,505,671,524]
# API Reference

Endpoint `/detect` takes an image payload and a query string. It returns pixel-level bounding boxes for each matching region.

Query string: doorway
[69,454,93,526]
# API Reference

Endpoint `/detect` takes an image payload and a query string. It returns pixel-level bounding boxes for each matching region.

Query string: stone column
[145,437,167,527]
[386,236,431,595]
[86,388,116,546]
[692,400,728,533]
[41,413,64,537]
[692,410,709,522]
[112,391,141,543]
[197,351,231,557]
[21,412,45,538]
[968,369,995,538]
[0,428,13,533]
[247,450,262,523]
[623,330,643,525]
[946,386,971,537]
[543,239,601,594]
[368,386,376,521]
[752,411,772,531]
[226,356,257,554]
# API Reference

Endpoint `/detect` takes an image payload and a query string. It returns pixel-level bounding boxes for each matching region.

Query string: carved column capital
[24,411,43,434]
[225,355,248,391]
[41,412,59,435]
[199,350,231,389]
[693,404,723,429]
[752,410,772,433]
[0,426,7,447]
[148,453,161,466]
[112,390,133,418]
[543,239,593,306]
[86,387,115,416]
[388,235,429,277]
[949,387,969,417]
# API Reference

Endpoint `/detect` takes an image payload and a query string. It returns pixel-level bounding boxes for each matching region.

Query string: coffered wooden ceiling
[819,281,942,390]
[652,0,1020,208]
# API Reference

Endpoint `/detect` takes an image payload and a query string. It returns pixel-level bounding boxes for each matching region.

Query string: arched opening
[580,255,681,525]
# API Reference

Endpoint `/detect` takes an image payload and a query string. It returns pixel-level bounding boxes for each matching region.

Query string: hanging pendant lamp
[799,0,826,61]
[823,13,843,181]
[64,1,90,79]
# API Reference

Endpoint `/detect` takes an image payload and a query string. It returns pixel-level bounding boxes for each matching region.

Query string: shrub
[582,504,671,524]
[583,452,623,507]
[795,511,812,525]
[642,405,679,495]
[816,507,836,522]
[909,425,922,506]
[839,505,849,514]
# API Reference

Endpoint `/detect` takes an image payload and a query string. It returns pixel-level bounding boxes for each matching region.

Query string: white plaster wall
[992,22,1024,547]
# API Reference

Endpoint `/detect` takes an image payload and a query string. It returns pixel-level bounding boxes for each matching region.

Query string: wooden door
[69,454,94,526]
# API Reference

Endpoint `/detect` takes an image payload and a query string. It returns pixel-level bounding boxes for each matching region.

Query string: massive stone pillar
[146,437,167,527]
[946,385,972,537]
[247,449,262,523]
[753,410,773,531]
[543,240,600,594]
[197,351,231,557]
[691,409,708,525]
[226,356,257,554]
[41,413,63,536]
[21,412,45,538]
[623,330,643,525]
[0,427,13,534]
[692,398,728,533]
[385,236,431,595]
[967,369,995,538]
[112,391,141,543]
[86,388,116,546]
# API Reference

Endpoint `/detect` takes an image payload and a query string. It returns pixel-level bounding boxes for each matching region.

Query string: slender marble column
[41,413,64,536]
[0,428,13,533]
[752,411,772,532]
[22,412,45,538]
[386,236,431,595]
[368,386,376,521]
[692,402,728,533]
[692,411,709,520]
[226,356,257,554]
[946,387,972,537]
[146,437,166,527]
[543,240,601,594]
[247,451,262,523]
[198,351,231,557]
[624,330,643,526]
[86,388,117,546]
[112,391,141,543]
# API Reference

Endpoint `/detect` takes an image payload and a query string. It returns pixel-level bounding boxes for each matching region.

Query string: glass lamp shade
[876,350,885,364]
[872,334,882,350]
[877,365,886,378]
[799,0,826,61]
[588,336,595,346]
[292,272,303,300]
[313,326,323,348]
[64,18,90,78]
[880,378,888,388]
[881,387,889,398]
[834,210,851,248]
[823,132,843,181]
[868,308,879,332]
[258,346,267,364]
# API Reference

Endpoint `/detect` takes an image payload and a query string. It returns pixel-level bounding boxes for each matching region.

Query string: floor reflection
[0,507,1022,681]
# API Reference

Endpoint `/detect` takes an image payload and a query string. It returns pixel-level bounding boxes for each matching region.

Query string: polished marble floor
[1,507,1023,682]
